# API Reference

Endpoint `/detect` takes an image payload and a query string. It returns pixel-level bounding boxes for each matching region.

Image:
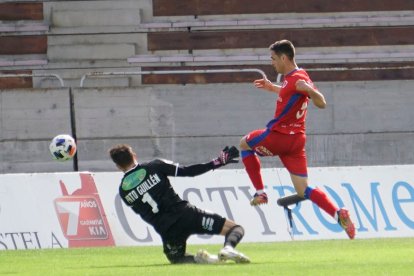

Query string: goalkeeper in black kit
[109,144,250,264]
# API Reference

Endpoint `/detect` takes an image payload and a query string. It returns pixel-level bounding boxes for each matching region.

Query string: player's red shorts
[244,128,307,177]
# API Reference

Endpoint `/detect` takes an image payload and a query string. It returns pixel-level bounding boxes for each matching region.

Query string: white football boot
[219,246,250,263]
[194,249,222,264]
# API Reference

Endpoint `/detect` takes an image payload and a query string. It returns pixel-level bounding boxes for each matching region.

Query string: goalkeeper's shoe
[219,246,250,264]
[338,208,356,239]
[250,192,268,206]
[194,249,222,264]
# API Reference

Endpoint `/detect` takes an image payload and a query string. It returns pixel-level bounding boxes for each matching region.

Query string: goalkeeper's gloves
[213,146,239,167]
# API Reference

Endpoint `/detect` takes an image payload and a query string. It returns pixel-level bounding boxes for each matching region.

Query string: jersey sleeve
[151,159,179,176]
[291,71,315,97]
[152,159,216,177]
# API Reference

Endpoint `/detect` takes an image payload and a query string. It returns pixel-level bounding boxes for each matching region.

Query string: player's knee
[166,255,180,264]
[165,251,185,264]
[164,243,186,264]
[295,187,306,198]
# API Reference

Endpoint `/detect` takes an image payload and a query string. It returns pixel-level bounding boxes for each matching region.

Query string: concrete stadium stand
[1,80,413,173]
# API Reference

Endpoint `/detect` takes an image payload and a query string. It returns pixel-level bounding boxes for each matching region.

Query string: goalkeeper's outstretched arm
[176,146,239,177]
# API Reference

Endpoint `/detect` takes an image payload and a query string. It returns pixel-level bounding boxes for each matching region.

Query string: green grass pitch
[1,238,413,275]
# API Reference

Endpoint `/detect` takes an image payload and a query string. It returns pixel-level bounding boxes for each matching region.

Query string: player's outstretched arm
[253,78,281,94]
[295,79,326,109]
[175,146,239,177]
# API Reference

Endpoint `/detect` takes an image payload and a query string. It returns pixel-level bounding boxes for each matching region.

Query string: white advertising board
[0,165,413,250]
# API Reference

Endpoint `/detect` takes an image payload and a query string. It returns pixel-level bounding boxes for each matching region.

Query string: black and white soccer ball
[49,134,77,161]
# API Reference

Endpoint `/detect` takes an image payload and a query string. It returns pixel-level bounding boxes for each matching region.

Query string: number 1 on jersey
[142,192,159,213]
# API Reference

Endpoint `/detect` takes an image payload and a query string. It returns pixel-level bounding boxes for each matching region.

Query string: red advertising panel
[54,173,115,247]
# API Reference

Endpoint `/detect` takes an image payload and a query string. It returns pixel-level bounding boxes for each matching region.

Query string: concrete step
[46,0,146,12]
[128,45,414,66]
[48,32,144,47]
[48,25,146,35]
[44,0,153,32]
[48,43,136,61]
[0,20,49,34]
[52,9,141,28]
[0,54,47,67]
[47,33,145,62]
[149,10,414,30]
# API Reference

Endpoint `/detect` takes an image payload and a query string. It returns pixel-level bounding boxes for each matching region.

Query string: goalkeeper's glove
[213,146,239,167]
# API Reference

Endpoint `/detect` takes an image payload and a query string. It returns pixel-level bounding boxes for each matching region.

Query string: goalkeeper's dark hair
[269,40,295,60]
[109,144,135,169]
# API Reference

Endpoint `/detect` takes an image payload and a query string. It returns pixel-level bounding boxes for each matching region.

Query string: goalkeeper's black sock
[224,225,245,248]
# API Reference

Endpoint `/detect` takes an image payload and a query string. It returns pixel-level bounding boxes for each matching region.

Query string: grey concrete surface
[1,80,413,173]
[0,88,71,140]
[44,0,152,26]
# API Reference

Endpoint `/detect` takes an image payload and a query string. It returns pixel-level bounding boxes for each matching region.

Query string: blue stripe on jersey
[246,129,270,148]
[266,93,302,129]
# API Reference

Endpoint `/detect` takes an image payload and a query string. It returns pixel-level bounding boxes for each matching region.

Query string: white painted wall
[0,165,413,250]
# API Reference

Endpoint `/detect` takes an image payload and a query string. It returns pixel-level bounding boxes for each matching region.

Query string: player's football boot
[194,249,222,264]
[219,246,250,263]
[250,192,268,206]
[338,208,356,239]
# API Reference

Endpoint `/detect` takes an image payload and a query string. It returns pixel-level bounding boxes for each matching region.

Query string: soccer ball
[49,134,77,161]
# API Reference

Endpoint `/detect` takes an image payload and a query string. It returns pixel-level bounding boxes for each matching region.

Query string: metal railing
[0,73,65,87]
[80,68,268,87]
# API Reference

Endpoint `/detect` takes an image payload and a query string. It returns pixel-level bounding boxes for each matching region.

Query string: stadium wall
[1,80,414,173]
[0,165,413,250]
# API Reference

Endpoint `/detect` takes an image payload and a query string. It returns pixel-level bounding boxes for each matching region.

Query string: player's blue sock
[305,186,337,217]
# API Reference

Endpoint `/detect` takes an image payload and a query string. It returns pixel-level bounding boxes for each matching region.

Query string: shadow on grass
[70,261,260,270]
[69,263,170,269]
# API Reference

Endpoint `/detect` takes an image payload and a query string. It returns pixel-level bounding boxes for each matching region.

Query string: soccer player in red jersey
[240,40,355,239]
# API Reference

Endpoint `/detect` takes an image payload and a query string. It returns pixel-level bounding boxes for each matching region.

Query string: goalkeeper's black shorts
[161,204,226,257]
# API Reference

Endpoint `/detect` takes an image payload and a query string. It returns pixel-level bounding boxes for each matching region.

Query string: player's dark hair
[109,144,134,169]
[269,40,295,60]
